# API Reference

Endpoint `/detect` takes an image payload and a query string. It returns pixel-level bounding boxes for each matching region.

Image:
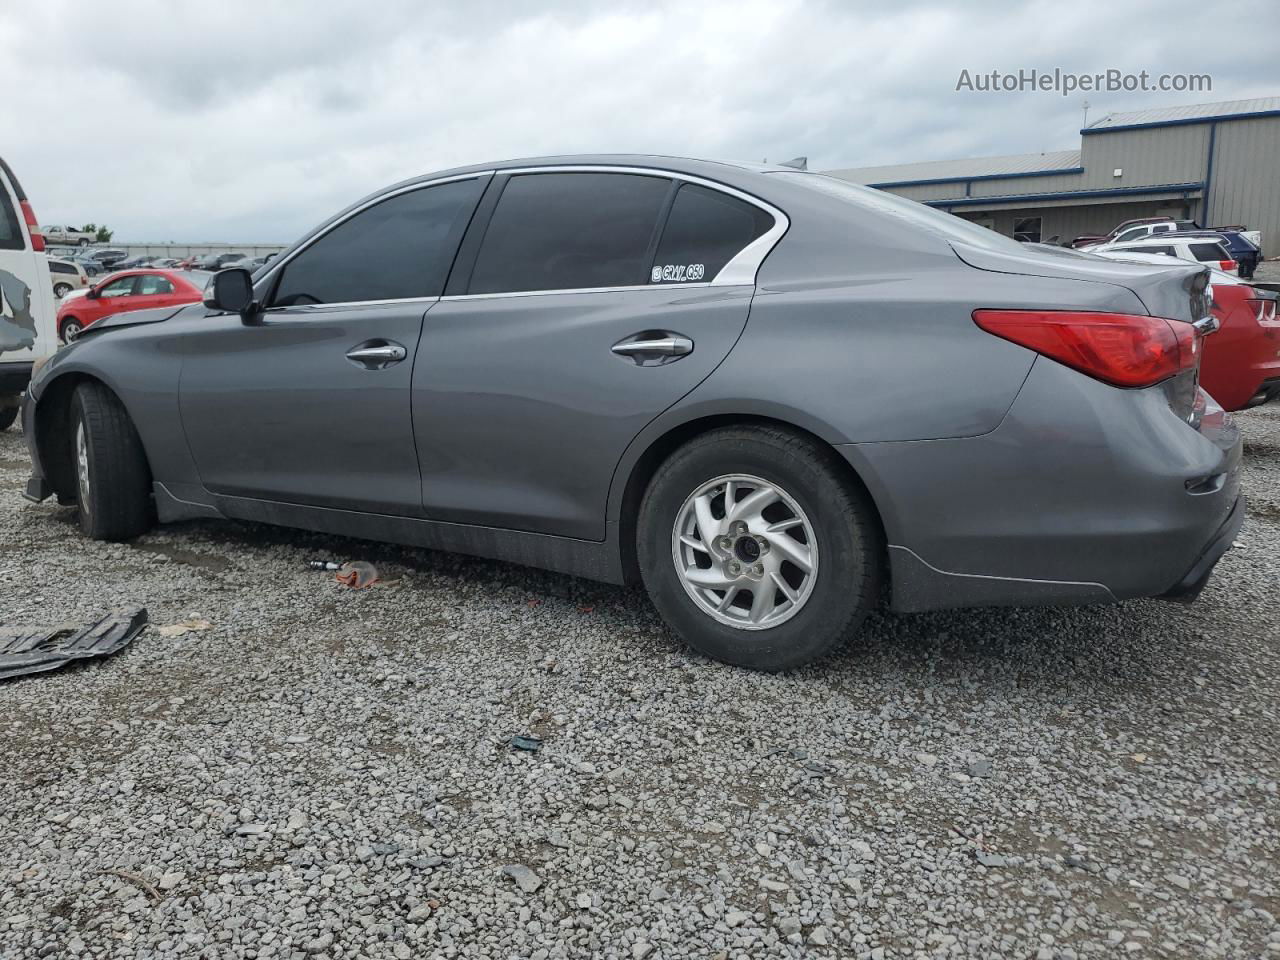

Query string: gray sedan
[22,156,1242,670]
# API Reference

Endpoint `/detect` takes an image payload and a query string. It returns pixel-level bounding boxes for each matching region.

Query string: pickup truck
[40,225,97,246]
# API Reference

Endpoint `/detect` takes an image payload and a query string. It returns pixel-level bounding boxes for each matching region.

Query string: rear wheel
[638,426,881,671]
[78,238,90,247]
[53,282,72,299]
[71,381,153,540]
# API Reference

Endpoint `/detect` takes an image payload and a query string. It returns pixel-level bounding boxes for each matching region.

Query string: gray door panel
[413,285,753,540]
[178,302,431,515]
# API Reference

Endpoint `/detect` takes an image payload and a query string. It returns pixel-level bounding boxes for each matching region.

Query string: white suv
[1086,233,1237,271]
[0,156,57,431]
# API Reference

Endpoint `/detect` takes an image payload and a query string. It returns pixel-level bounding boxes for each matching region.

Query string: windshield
[768,171,1027,254]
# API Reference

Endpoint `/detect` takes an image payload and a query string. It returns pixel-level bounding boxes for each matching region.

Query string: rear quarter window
[1189,242,1229,262]
[49,261,75,274]
[651,183,774,284]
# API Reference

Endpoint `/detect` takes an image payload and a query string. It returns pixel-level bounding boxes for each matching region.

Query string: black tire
[60,318,82,343]
[0,403,17,431]
[71,381,153,540]
[53,283,72,299]
[637,426,881,671]
[78,238,90,246]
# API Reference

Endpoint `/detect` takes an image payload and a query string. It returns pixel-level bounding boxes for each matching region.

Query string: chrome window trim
[440,281,738,302]
[254,163,788,308]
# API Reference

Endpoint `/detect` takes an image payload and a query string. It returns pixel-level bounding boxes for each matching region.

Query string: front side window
[1190,242,1230,262]
[1114,227,1147,243]
[136,275,175,295]
[99,276,137,298]
[271,177,485,306]
[468,172,670,294]
[651,183,774,284]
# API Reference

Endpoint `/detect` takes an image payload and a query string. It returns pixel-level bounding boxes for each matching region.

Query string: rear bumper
[1159,494,1244,601]
[841,358,1243,613]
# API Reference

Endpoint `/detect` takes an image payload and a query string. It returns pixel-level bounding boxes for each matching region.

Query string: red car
[57,269,207,342]
[1200,276,1280,410]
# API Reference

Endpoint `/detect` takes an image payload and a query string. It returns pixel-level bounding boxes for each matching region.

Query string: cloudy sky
[4,0,1276,242]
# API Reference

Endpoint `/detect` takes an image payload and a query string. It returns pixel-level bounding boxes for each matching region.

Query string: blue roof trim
[925,182,1205,208]
[866,166,1084,189]
[1081,108,1280,134]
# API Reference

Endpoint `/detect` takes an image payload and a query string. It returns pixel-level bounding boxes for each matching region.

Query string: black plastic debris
[0,607,148,680]
[509,735,542,753]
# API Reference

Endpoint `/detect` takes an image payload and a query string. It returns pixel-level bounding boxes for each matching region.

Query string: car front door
[176,175,489,516]
[413,170,781,540]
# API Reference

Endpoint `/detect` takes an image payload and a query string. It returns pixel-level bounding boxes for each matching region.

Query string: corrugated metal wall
[1207,116,1280,251]
[1074,125,1211,191]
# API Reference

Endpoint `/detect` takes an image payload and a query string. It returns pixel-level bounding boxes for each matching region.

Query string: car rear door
[177,175,488,516]
[131,272,189,310]
[412,168,782,540]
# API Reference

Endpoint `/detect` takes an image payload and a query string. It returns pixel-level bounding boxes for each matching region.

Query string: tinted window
[137,275,175,295]
[1114,227,1147,243]
[652,184,774,284]
[272,178,484,306]
[50,261,75,275]
[468,173,669,294]
[0,181,21,251]
[1190,242,1229,262]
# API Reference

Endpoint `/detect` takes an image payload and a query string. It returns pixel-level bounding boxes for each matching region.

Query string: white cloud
[2,0,1273,240]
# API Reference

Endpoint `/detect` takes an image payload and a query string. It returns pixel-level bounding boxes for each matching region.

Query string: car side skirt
[155,484,627,584]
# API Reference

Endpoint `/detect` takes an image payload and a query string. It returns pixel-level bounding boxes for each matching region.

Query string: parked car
[1092,249,1279,410]
[194,252,247,271]
[55,269,207,342]
[1070,216,1183,248]
[86,248,128,270]
[112,254,158,270]
[0,154,58,431]
[149,258,181,268]
[1076,218,1262,277]
[23,157,1242,670]
[1089,233,1237,271]
[47,257,89,298]
[39,225,96,246]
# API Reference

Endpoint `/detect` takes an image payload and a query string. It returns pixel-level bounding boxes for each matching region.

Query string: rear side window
[137,275,175,295]
[467,173,670,294]
[271,178,485,306]
[1189,242,1230,262]
[651,184,774,284]
[50,261,76,275]
[0,180,22,251]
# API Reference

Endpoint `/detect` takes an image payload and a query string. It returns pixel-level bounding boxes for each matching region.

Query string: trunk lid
[952,241,1211,325]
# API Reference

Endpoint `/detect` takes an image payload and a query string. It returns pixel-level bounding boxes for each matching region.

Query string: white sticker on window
[651,263,706,283]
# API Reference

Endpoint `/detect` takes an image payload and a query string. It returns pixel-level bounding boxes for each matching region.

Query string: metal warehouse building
[826,96,1280,248]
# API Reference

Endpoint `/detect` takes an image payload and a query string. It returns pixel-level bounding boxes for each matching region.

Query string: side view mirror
[203,268,256,318]
[86,286,100,299]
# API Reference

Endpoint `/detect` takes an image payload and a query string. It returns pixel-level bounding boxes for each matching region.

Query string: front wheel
[60,319,82,342]
[71,381,153,540]
[637,426,881,671]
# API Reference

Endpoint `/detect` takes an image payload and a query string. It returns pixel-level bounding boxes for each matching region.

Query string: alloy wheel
[75,420,92,518]
[671,473,819,630]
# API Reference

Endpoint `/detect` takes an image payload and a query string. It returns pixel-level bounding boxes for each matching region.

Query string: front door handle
[346,340,407,370]
[611,333,694,366]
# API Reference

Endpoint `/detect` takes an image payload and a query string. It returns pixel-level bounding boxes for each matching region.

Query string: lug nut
[728,562,741,575]
[756,537,770,553]
[753,564,764,575]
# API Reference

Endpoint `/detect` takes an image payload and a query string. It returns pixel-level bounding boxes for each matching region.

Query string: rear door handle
[346,340,407,369]
[611,334,694,365]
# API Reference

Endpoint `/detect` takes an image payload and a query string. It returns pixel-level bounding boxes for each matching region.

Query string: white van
[0,155,57,431]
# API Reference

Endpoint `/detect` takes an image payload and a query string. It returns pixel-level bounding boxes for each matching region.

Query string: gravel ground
[0,407,1278,960]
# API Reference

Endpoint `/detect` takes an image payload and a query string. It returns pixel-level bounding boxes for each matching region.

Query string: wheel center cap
[733,536,760,564]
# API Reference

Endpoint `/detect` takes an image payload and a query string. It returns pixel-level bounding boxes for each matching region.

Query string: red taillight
[1219,260,1236,271]
[973,309,1198,388]
[19,201,44,252]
